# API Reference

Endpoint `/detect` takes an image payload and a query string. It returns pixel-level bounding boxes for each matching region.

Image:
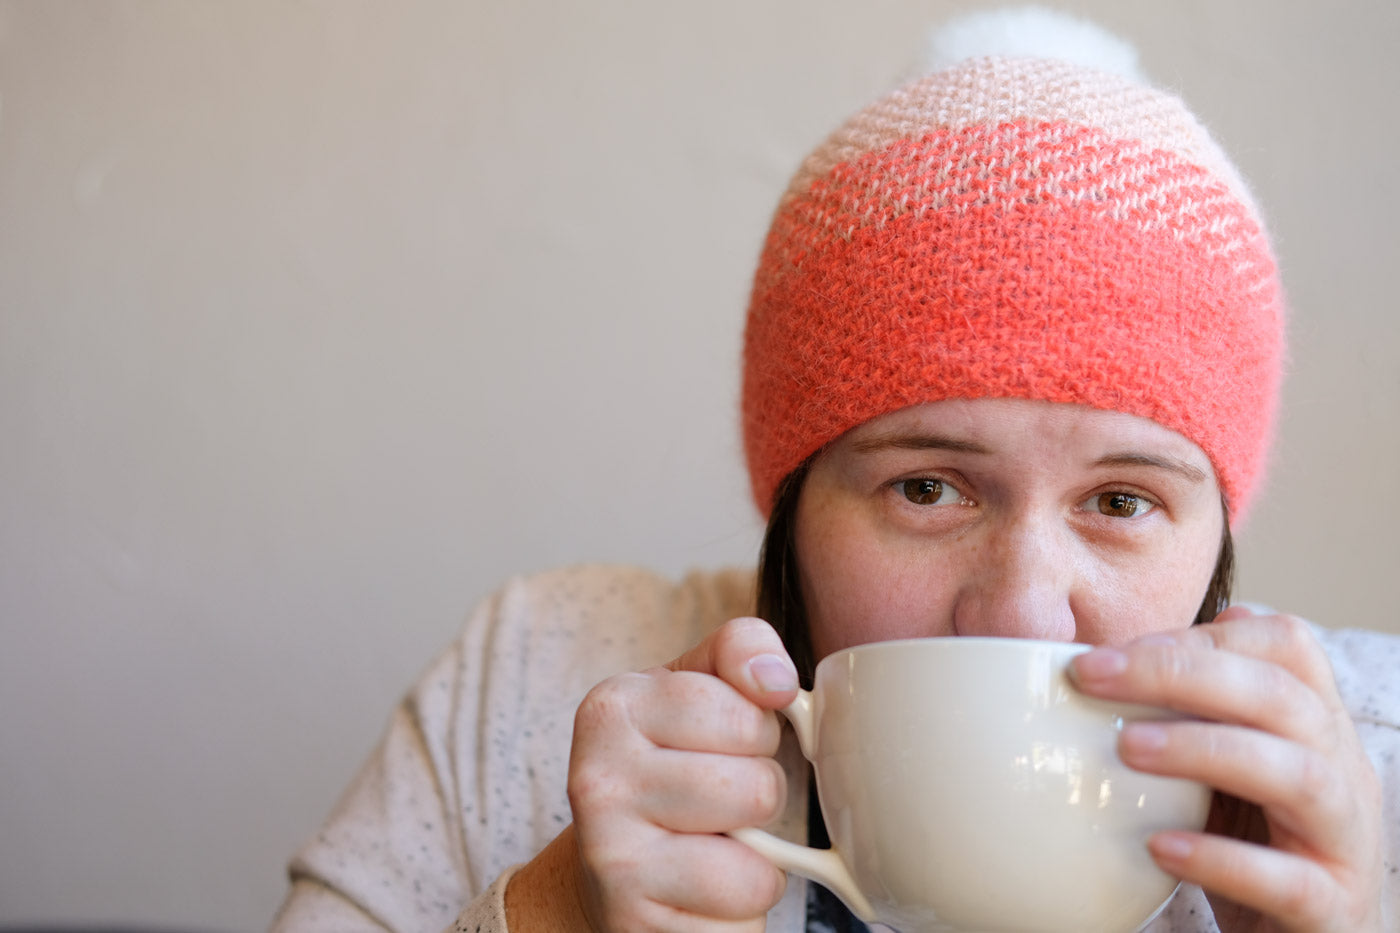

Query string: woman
[272,10,1398,932]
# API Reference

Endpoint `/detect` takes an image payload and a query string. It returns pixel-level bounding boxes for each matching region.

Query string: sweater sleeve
[271,564,759,932]
[269,626,493,932]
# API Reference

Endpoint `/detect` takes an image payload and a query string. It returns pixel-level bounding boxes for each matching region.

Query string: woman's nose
[951,515,1077,641]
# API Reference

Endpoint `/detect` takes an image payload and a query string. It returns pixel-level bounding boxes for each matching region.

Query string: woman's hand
[508,616,799,931]
[1071,607,1384,932]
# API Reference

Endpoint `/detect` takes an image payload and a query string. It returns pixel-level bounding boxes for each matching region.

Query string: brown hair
[756,461,1235,689]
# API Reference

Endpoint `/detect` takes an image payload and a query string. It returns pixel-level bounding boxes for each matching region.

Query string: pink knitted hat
[741,11,1285,525]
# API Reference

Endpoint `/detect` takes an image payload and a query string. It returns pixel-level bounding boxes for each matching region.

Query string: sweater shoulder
[473,562,756,674]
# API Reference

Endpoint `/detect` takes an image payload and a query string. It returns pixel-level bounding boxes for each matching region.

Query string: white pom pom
[919,5,1146,83]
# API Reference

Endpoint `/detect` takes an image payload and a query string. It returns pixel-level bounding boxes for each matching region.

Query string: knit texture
[742,56,1284,522]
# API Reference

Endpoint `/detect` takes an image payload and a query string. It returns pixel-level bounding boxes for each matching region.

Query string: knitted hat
[741,8,1285,525]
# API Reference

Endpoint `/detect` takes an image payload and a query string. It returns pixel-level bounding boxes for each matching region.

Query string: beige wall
[1,2,1395,929]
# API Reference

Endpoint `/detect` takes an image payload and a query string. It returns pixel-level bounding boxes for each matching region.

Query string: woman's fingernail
[1133,633,1178,648]
[1148,832,1195,864]
[749,654,798,693]
[1121,722,1169,757]
[1070,647,1128,682]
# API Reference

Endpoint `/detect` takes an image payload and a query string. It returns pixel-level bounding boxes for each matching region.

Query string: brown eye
[1094,492,1150,517]
[900,478,948,505]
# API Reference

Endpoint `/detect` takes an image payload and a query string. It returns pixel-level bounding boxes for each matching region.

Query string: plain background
[2,1,1396,929]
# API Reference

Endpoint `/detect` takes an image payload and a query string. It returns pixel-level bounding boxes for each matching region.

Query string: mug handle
[727,691,878,922]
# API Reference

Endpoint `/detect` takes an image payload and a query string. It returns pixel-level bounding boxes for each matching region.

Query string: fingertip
[1147,831,1196,871]
[1068,647,1128,685]
[1131,632,1181,648]
[768,863,792,909]
[748,653,799,698]
[711,616,798,704]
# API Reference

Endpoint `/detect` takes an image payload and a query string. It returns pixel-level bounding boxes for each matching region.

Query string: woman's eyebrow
[1094,452,1209,483]
[849,433,991,455]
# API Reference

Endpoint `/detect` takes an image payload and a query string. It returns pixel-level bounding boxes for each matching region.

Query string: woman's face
[794,398,1225,662]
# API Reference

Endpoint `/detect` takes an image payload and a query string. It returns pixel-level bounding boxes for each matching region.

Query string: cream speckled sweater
[271,564,1400,932]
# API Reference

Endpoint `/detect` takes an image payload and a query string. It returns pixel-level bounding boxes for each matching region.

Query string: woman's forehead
[837,398,1215,469]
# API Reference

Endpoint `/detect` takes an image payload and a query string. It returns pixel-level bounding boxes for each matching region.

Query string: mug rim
[813,635,1093,676]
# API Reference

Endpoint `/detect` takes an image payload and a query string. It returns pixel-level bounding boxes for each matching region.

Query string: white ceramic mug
[731,637,1211,933]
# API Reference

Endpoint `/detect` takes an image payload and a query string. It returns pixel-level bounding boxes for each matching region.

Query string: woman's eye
[1087,492,1155,518]
[898,478,961,506]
